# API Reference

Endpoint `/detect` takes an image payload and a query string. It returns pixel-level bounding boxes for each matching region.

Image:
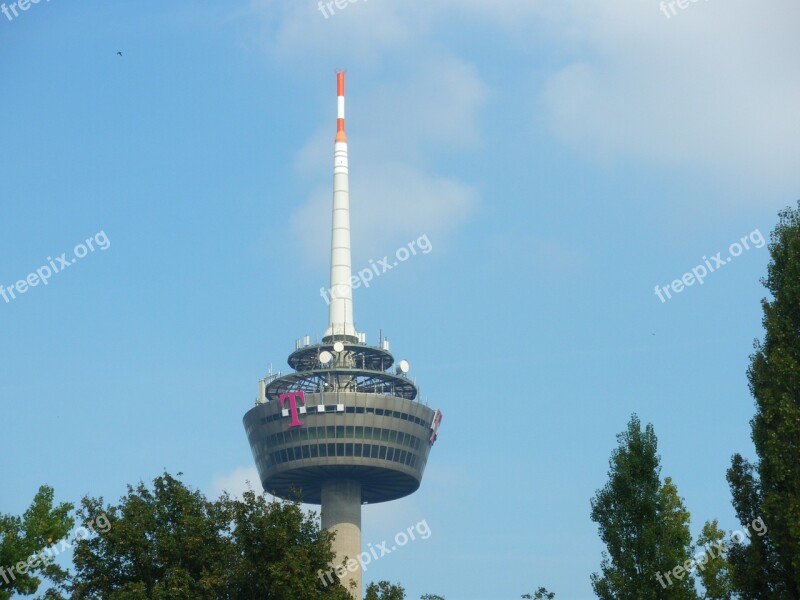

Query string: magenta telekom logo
[280,391,306,428]
[430,409,442,444]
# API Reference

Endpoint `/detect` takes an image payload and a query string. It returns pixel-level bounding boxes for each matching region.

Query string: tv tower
[243,72,443,598]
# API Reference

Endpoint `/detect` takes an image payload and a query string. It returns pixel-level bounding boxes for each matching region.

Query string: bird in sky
[116,51,122,56]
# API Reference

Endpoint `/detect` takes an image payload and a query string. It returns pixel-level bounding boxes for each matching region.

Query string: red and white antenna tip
[336,71,347,143]
[337,71,345,96]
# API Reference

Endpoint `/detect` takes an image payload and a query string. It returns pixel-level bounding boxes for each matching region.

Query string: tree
[590,415,698,600]
[365,580,405,600]
[420,595,445,600]
[655,476,695,597]
[695,520,732,600]
[58,472,351,599]
[727,202,800,598]
[522,587,555,599]
[0,485,73,600]
[726,457,774,599]
[224,488,353,599]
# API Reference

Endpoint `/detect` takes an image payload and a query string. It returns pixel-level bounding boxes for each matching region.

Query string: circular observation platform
[243,391,436,504]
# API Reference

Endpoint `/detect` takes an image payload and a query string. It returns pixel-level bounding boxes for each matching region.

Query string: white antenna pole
[324,71,356,341]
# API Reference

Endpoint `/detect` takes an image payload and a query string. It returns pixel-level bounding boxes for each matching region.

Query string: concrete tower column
[321,479,362,598]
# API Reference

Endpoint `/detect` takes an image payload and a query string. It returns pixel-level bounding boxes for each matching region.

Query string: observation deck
[244,339,439,504]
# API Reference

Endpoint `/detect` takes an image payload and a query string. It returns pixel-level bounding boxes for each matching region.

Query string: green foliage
[55,472,351,600]
[726,457,774,598]
[695,520,732,600]
[590,415,698,600]
[727,202,800,598]
[365,580,405,600]
[420,594,445,600]
[224,488,348,599]
[521,587,555,599]
[0,485,73,599]
[655,476,695,596]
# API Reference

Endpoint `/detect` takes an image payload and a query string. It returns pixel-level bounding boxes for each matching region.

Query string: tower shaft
[321,479,362,597]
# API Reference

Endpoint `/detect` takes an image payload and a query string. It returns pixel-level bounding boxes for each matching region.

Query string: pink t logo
[280,391,306,428]
[430,409,442,444]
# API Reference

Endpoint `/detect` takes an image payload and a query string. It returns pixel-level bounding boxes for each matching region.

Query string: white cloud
[362,495,426,541]
[291,56,487,170]
[237,2,489,267]
[209,466,330,521]
[209,465,263,499]
[538,0,800,189]
[361,464,465,542]
[358,57,488,154]
[243,0,800,238]
[291,162,478,265]
[245,0,428,67]
[289,55,485,265]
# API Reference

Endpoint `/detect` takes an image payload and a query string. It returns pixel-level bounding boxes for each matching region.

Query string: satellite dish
[397,359,410,374]
[333,341,345,353]
[319,351,333,365]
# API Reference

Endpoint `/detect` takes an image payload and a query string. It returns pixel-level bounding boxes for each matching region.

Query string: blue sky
[2,0,799,598]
